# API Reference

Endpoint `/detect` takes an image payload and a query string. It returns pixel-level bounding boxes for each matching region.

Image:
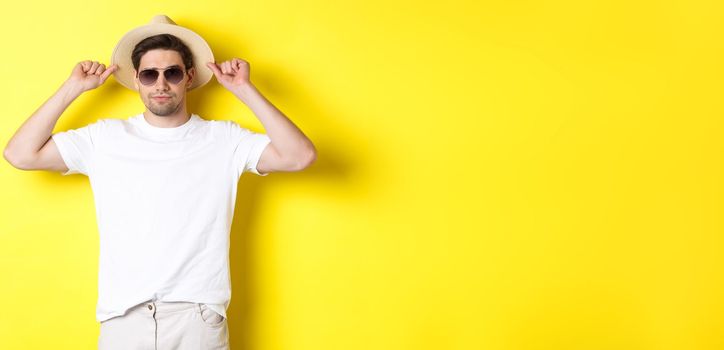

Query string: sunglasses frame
[136,66,188,86]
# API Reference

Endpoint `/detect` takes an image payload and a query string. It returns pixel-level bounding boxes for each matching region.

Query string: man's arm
[3,61,117,171]
[207,59,317,174]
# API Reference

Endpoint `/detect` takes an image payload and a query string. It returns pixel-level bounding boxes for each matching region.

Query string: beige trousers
[98,300,229,350]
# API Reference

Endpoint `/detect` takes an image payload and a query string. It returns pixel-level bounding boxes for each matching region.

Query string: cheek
[139,90,151,102]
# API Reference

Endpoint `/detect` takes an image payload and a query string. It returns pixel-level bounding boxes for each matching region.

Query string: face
[134,49,195,117]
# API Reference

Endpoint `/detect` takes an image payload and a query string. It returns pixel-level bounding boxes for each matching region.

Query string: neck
[142,106,191,128]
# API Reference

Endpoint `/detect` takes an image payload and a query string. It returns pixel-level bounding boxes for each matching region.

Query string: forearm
[4,81,84,162]
[232,83,316,160]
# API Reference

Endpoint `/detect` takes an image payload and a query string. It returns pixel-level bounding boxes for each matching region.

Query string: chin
[147,103,179,116]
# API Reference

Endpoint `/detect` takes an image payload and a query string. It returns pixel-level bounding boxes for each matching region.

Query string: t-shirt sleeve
[50,121,102,176]
[228,121,272,177]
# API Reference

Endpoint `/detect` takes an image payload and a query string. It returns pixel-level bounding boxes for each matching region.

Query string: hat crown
[149,15,176,25]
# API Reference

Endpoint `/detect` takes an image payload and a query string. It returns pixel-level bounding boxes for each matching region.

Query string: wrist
[61,79,86,96]
[59,80,86,103]
[231,82,256,101]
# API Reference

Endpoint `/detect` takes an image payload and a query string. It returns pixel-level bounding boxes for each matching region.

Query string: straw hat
[110,15,214,91]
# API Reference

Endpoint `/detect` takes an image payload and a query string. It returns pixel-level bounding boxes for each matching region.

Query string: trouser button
[148,304,153,310]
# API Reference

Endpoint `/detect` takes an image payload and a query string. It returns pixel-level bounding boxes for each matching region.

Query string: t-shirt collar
[134,113,200,136]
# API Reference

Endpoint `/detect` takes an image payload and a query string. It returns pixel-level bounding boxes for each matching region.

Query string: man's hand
[66,60,118,93]
[206,58,252,93]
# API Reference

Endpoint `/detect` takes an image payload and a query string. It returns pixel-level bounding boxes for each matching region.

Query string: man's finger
[89,62,100,74]
[94,64,105,75]
[206,62,222,77]
[99,65,116,84]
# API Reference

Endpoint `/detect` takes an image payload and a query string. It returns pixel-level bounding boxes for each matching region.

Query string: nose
[152,73,170,89]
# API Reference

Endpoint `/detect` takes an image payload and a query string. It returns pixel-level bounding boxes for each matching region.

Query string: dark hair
[131,34,194,71]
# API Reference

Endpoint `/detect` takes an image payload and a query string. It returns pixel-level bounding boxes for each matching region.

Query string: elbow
[3,147,11,164]
[3,147,20,169]
[293,146,317,171]
[3,148,33,170]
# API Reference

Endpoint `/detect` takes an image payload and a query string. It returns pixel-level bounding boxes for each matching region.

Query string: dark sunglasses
[137,66,187,86]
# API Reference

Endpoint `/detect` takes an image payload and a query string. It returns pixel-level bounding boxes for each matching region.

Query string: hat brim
[111,23,214,91]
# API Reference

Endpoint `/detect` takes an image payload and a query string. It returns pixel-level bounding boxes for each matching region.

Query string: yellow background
[1,0,723,349]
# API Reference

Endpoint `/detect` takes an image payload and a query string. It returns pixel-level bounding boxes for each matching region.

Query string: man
[3,15,316,349]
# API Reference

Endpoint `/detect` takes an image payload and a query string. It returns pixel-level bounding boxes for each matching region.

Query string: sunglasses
[137,66,187,86]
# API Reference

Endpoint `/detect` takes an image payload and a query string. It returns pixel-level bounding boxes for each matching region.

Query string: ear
[133,69,139,91]
[186,67,195,89]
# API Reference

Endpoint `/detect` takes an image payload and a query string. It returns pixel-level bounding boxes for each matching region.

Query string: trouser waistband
[129,300,201,314]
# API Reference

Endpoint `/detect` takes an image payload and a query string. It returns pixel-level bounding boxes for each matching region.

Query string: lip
[153,96,171,101]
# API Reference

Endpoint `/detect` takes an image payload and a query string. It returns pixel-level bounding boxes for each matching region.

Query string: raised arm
[3,61,117,171]
[206,58,316,174]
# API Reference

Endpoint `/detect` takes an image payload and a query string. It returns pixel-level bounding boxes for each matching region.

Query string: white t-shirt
[51,113,271,323]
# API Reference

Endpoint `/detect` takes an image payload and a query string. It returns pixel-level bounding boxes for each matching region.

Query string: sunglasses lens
[164,68,185,84]
[138,70,159,85]
[138,68,186,85]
